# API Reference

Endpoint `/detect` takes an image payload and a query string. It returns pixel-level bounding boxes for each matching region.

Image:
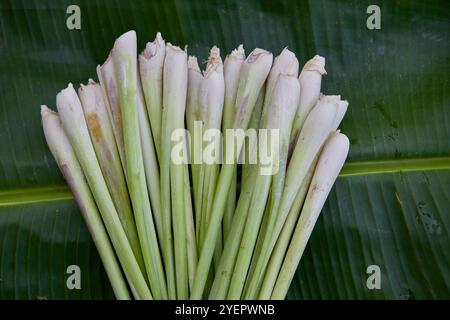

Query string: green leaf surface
[0,200,114,299]
[0,0,449,299]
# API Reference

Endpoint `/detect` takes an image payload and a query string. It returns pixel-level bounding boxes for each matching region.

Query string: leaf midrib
[1,156,449,207]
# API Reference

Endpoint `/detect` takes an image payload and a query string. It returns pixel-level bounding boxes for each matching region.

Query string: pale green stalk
[78,79,144,273]
[197,47,225,260]
[186,56,203,139]
[230,49,298,298]
[222,45,245,131]
[208,85,265,299]
[184,163,198,293]
[162,43,189,299]
[192,48,225,283]
[208,97,264,299]
[139,32,165,161]
[241,49,301,299]
[259,97,348,299]
[208,162,258,299]
[334,99,349,130]
[209,118,262,300]
[208,91,264,299]
[184,57,200,291]
[191,48,273,299]
[223,171,237,238]
[235,87,266,291]
[241,48,297,194]
[227,74,299,299]
[186,56,204,244]
[258,164,314,299]
[96,56,126,174]
[262,48,299,105]
[271,131,349,299]
[112,31,167,299]
[266,95,338,268]
[136,74,164,250]
[56,84,151,299]
[250,95,341,299]
[222,45,245,238]
[240,85,265,188]
[41,106,130,300]
[100,49,164,248]
[247,195,271,276]
[291,55,326,144]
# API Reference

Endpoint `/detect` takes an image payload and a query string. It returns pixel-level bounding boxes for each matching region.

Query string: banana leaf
[0,0,449,299]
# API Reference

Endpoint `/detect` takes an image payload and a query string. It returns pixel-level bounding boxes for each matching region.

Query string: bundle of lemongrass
[41,31,349,300]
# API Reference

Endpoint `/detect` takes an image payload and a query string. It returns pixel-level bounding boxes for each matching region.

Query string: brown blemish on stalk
[86,112,102,142]
[311,184,324,193]
[107,81,124,135]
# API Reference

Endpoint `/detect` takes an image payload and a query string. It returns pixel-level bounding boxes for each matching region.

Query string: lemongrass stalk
[139,32,165,161]
[223,171,237,238]
[208,89,264,299]
[202,48,225,270]
[136,74,164,249]
[247,194,271,274]
[235,86,266,285]
[271,131,350,299]
[263,48,299,104]
[333,99,349,130]
[186,56,203,139]
[96,56,126,173]
[244,93,301,299]
[78,79,144,272]
[241,85,265,187]
[291,55,326,143]
[184,163,198,293]
[249,95,338,298]
[231,49,298,298]
[56,84,151,299]
[209,86,264,299]
[191,48,273,299]
[257,96,348,299]
[162,43,189,299]
[193,47,226,294]
[41,106,130,300]
[239,50,300,299]
[208,161,258,299]
[186,56,204,244]
[112,31,167,299]
[227,74,299,299]
[197,47,225,250]
[241,49,297,184]
[100,48,164,249]
[171,160,187,299]
[258,164,314,299]
[222,45,245,132]
[276,95,339,239]
[183,62,199,286]
[222,45,245,238]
